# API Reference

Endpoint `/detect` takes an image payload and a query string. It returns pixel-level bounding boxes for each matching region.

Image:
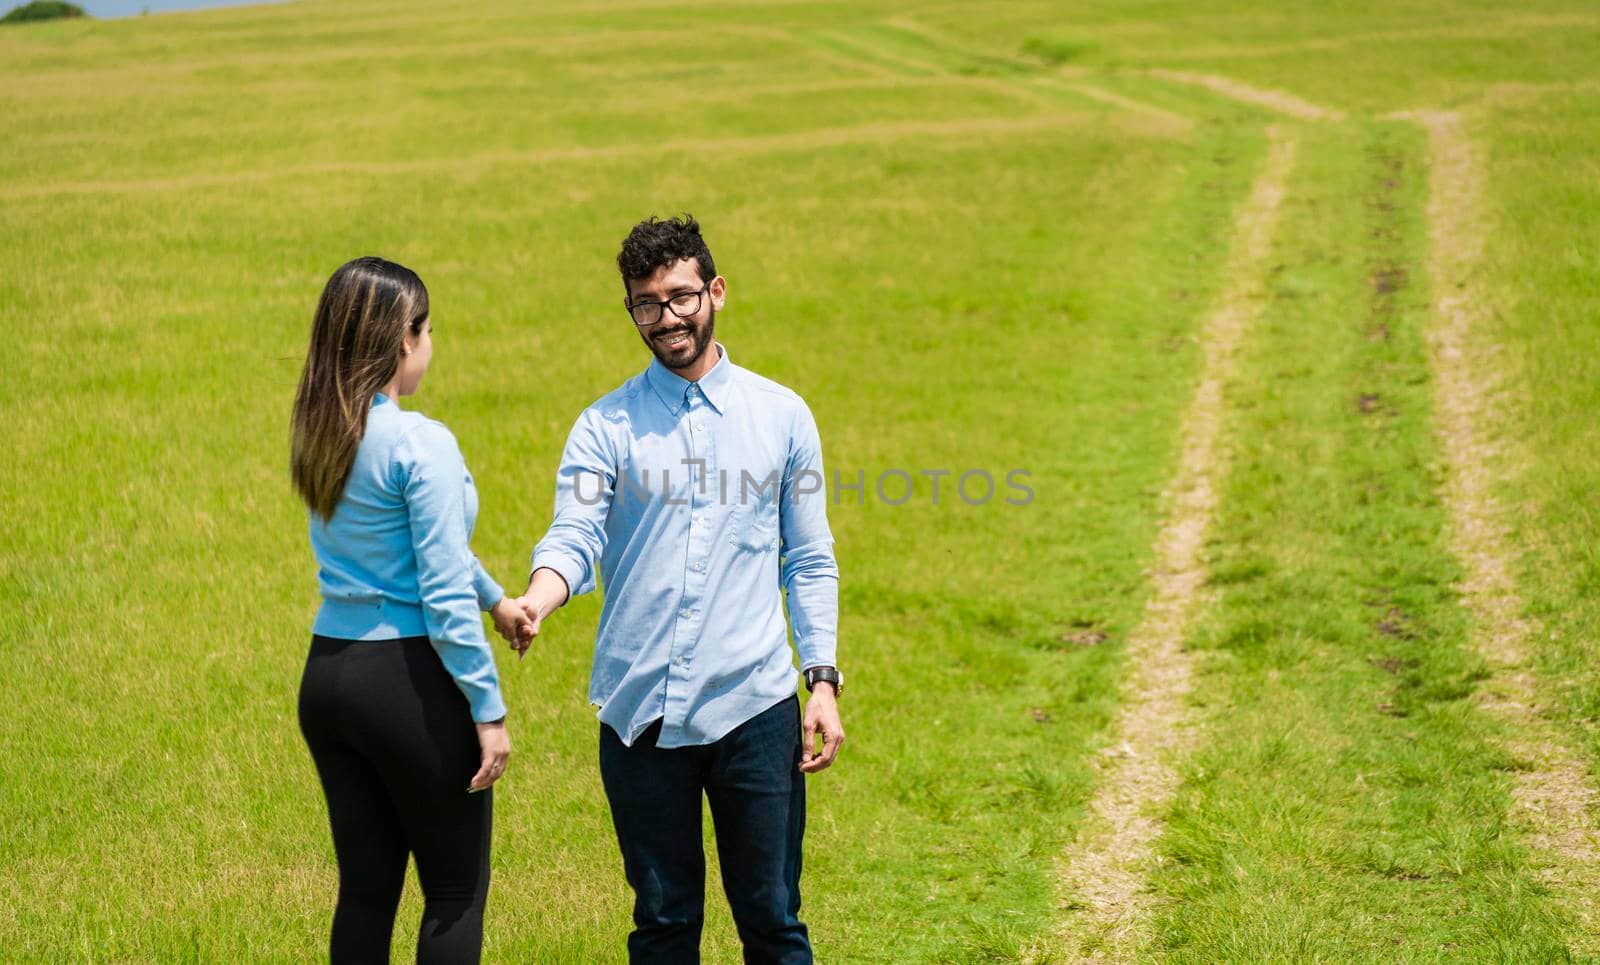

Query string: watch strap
[804,666,843,696]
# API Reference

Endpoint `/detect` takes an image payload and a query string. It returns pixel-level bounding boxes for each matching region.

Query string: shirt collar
[645,342,732,415]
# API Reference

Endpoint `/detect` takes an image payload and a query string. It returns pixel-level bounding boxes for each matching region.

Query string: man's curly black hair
[616,215,717,287]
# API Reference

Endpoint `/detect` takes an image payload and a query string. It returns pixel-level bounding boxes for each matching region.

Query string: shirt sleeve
[779,401,840,671]
[530,406,614,599]
[394,422,507,723]
[471,557,504,611]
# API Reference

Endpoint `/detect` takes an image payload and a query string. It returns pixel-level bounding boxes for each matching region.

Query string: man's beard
[643,309,716,371]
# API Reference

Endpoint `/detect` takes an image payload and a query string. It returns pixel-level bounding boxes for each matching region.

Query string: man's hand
[800,683,844,773]
[489,597,535,655]
[509,567,570,660]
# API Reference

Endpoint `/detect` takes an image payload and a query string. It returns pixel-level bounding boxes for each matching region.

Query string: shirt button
[695,422,705,431]
[679,608,691,619]
[693,561,705,572]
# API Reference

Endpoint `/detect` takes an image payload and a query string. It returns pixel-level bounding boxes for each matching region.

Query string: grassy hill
[3,1,1597,959]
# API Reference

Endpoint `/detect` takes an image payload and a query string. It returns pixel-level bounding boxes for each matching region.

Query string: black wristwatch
[804,666,844,696]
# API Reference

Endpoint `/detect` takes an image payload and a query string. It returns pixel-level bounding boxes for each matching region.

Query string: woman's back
[309,394,494,635]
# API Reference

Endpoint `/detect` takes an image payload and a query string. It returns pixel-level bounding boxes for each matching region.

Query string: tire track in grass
[1474,79,1600,109]
[0,114,1106,201]
[774,23,1189,139]
[1405,107,1600,955]
[1050,126,1297,959]
[725,25,901,80]
[1032,78,1194,137]
[782,25,1065,113]
[1048,57,1600,948]
[812,28,945,77]
[1147,13,1600,63]
[1148,69,1345,122]
[879,18,1194,136]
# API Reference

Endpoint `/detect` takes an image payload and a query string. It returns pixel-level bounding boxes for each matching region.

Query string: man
[513,215,844,963]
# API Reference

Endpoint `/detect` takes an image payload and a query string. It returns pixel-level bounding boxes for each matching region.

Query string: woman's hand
[489,597,536,657]
[468,720,511,793]
[507,567,570,660]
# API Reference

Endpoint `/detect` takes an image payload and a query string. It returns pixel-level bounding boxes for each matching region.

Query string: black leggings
[298,634,492,964]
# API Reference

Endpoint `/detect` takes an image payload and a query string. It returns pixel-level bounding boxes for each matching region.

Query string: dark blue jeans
[599,695,811,964]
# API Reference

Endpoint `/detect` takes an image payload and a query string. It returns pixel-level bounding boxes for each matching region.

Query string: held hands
[489,597,536,660]
[468,719,511,793]
[800,683,845,773]
[504,568,570,661]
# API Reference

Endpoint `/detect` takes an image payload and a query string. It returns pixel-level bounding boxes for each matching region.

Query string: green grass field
[3,0,1599,960]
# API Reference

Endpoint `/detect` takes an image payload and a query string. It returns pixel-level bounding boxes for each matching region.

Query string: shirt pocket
[732,498,780,553]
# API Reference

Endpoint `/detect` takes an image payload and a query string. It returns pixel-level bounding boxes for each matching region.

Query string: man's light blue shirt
[309,394,507,723]
[532,345,839,748]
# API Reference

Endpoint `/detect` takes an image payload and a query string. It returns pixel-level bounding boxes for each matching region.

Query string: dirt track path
[1409,108,1600,956]
[1147,69,1345,121]
[1050,126,1297,960]
[1111,60,1600,953]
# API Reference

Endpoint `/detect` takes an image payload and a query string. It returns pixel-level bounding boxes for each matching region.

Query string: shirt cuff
[797,639,838,673]
[469,689,508,724]
[473,565,504,611]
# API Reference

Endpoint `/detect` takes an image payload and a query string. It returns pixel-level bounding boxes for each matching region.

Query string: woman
[290,256,528,962]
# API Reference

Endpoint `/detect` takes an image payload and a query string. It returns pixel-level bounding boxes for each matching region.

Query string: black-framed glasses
[626,284,709,327]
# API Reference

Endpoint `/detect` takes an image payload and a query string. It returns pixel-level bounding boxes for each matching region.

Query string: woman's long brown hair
[291,257,429,520]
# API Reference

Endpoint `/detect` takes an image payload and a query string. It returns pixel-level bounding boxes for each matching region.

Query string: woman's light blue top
[308,394,507,723]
